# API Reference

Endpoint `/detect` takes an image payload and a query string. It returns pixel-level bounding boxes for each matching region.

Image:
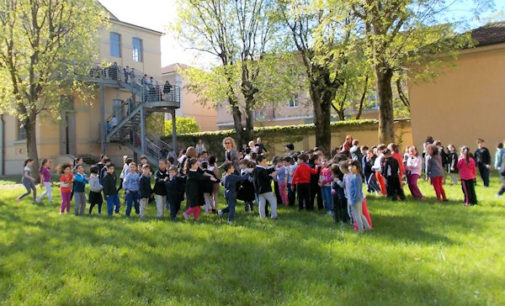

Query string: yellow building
[409,22,505,152]
[0,7,179,175]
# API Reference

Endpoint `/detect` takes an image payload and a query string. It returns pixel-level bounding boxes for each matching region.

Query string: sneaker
[227,220,233,225]
[218,210,223,218]
[183,212,189,220]
[16,197,21,202]
[326,211,332,216]
[496,194,501,198]
[464,203,469,207]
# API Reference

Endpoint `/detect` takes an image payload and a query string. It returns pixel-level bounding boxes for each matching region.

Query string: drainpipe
[0,114,5,176]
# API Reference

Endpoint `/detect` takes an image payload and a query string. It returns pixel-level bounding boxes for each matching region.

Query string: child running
[36,159,53,204]
[183,158,215,221]
[218,161,250,223]
[16,159,36,203]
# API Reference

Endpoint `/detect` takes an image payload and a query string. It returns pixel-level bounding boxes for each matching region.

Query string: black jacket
[139,175,152,198]
[102,173,117,196]
[382,157,400,179]
[475,147,491,166]
[448,152,459,173]
[253,166,275,194]
[154,169,169,195]
[165,175,186,203]
[185,170,211,207]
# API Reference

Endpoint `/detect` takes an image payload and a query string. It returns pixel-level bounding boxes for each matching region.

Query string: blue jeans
[125,191,140,216]
[106,194,120,216]
[321,186,333,212]
[222,195,237,222]
[168,199,181,219]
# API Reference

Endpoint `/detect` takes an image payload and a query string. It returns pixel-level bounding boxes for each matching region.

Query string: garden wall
[164,119,412,158]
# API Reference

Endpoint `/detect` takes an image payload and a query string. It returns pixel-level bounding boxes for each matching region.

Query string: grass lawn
[0,175,504,305]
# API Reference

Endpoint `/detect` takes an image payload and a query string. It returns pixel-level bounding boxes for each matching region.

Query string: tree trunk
[310,87,332,155]
[24,113,40,181]
[244,105,255,144]
[376,66,395,144]
[230,104,246,148]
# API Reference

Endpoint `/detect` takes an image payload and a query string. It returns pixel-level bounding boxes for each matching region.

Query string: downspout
[0,114,5,176]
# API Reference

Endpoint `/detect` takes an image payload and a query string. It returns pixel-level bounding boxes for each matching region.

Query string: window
[288,95,299,108]
[110,32,121,58]
[132,38,143,62]
[17,120,26,141]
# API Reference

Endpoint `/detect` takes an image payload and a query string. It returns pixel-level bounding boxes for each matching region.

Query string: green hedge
[162,119,385,157]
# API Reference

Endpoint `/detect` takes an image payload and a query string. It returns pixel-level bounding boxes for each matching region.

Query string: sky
[98,0,505,69]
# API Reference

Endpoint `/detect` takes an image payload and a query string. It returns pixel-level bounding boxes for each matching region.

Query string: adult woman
[223,137,239,169]
[425,144,447,202]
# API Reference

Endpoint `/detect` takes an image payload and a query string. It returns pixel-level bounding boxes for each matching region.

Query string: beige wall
[98,21,161,77]
[409,43,505,152]
[161,66,217,132]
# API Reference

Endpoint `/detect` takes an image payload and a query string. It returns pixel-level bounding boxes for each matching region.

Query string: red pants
[430,176,447,201]
[185,206,201,220]
[354,198,373,231]
[376,172,387,196]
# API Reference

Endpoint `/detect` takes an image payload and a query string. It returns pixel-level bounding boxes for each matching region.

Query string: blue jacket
[73,173,88,193]
[123,173,140,192]
[348,174,364,206]
[223,174,249,199]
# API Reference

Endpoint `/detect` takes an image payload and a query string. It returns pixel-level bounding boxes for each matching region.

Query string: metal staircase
[89,64,181,163]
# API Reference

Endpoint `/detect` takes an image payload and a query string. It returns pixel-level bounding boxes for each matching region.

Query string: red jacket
[291,163,319,185]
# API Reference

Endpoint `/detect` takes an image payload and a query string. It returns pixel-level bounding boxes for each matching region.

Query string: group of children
[14,135,498,232]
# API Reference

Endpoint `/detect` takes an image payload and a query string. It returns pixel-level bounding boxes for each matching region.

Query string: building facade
[0,8,167,175]
[409,22,505,152]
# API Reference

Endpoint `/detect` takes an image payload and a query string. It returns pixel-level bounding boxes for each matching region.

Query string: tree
[165,117,200,135]
[350,0,488,143]
[173,0,285,146]
[277,0,354,154]
[0,0,106,179]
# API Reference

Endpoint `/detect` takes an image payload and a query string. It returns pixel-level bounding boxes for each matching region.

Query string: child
[208,156,221,212]
[319,159,333,215]
[154,159,169,218]
[291,153,319,211]
[447,144,459,185]
[388,143,405,184]
[59,163,73,214]
[118,155,130,193]
[99,158,111,185]
[253,155,278,219]
[309,154,323,210]
[347,160,371,233]
[16,159,36,202]
[372,145,387,196]
[183,158,215,221]
[201,161,219,213]
[36,159,53,204]
[363,150,380,193]
[73,164,89,215]
[285,157,297,207]
[218,161,249,223]
[123,162,140,217]
[331,163,349,225]
[382,149,406,201]
[237,159,255,213]
[103,164,119,216]
[139,164,153,218]
[276,159,288,206]
[426,144,448,202]
[457,146,477,206]
[165,165,185,220]
[88,165,103,215]
[405,146,424,200]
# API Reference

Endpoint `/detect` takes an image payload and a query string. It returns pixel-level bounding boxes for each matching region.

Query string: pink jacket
[457,157,476,180]
[319,167,333,187]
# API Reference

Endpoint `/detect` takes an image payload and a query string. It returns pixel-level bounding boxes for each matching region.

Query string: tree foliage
[0,0,106,178]
[165,117,200,135]
[172,0,293,146]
